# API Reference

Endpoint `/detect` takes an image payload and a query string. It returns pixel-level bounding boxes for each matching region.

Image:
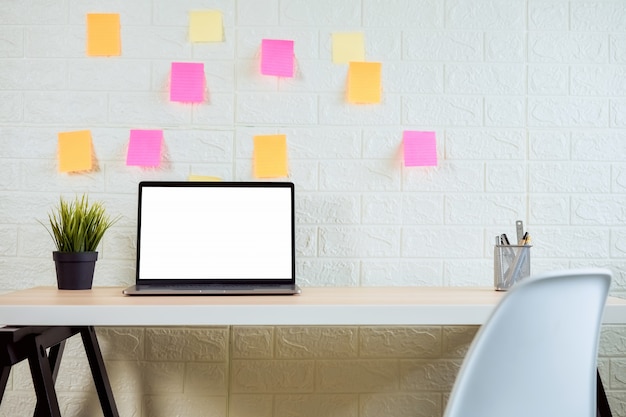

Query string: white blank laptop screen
[138,184,294,280]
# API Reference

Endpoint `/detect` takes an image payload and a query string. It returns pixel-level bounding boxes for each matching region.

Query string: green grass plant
[41,195,119,252]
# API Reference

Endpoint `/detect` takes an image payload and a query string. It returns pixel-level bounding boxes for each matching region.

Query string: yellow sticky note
[188,175,222,181]
[189,10,223,42]
[332,32,365,64]
[86,13,121,56]
[253,135,288,178]
[58,130,93,173]
[347,61,382,104]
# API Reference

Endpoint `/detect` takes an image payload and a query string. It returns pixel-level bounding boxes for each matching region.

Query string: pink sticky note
[126,130,163,167]
[260,39,294,77]
[403,131,437,167]
[170,62,205,103]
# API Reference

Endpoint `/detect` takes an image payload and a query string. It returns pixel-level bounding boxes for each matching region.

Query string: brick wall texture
[1,0,625,416]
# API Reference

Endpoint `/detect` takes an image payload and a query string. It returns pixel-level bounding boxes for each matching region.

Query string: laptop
[123,181,301,295]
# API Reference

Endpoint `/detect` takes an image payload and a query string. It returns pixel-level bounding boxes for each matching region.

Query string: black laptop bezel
[134,181,296,287]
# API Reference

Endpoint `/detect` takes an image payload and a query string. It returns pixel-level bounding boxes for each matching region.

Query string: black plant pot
[53,251,98,290]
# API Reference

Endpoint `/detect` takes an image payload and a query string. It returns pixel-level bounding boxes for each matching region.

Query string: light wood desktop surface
[1,286,626,326]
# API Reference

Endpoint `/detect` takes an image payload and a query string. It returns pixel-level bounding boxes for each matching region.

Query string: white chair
[443,268,612,417]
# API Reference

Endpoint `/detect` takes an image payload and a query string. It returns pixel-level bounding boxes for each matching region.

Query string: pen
[516,220,524,244]
[520,232,530,246]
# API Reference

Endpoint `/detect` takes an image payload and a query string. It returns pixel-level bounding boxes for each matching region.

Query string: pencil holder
[494,244,531,291]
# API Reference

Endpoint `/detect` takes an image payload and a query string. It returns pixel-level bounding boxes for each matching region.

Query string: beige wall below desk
[1,325,625,417]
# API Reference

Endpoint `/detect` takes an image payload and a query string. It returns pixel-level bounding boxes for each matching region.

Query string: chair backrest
[443,268,611,417]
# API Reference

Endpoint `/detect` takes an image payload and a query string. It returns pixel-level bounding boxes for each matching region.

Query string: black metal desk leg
[33,340,65,417]
[597,370,613,417]
[28,337,61,417]
[79,327,119,417]
[47,342,65,382]
[0,366,10,403]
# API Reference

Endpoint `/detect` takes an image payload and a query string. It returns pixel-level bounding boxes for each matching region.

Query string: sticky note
[332,32,365,64]
[126,130,163,167]
[253,135,288,178]
[58,130,93,173]
[86,13,121,56]
[188,175,222,181]
[403,131,438,167]
[260,39,294,77]
[347,62,382,104]
[189,10,223,42]
[170,62,205,103]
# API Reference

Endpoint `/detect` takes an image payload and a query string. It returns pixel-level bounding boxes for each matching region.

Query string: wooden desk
[1,286,625,326]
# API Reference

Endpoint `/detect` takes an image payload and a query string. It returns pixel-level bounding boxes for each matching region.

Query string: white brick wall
[1,0,626,415]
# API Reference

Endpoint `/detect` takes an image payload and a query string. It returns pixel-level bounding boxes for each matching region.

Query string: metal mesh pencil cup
[494,244,531,291]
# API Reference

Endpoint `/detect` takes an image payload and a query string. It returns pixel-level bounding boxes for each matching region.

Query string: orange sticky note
[347,61,382,104]
[253,135,288,178]
[57,130,93,173]
[86,13,121,56]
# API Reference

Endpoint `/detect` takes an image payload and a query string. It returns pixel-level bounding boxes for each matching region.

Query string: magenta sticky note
[126,130,163,167]
[403,131,438,167]
[170,62,205,103]
[260,39,294,77]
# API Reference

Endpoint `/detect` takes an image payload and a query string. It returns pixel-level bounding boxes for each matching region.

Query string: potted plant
[41,194,119,290]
